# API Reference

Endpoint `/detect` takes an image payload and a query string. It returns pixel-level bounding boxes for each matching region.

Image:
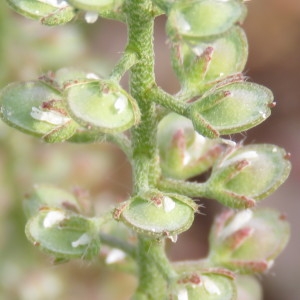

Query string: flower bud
[208,209,290,273]
[157,113,225,179]
[206,144,291,208]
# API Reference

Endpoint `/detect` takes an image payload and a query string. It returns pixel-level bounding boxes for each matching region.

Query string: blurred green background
[0,0,299,299]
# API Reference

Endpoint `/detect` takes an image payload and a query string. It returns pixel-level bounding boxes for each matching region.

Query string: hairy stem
[126,0,158,193]
[125,1,172,298]
[158,178,209,198]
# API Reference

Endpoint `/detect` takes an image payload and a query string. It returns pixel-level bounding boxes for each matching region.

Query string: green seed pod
[166,0,246,42]
[172,270,236,300]
[208,209,290,274]
[67,0,123,13]
[117,192,197,239]
[171,26,248,93]
[157,113,225,180]
[235,275,263,300]
[64,80,140,133]
[206,144,291,208]
[0,81,78,142]
[39,68,102,91]
[25,208,101,260]
[189,82,274,138]
[23,184,82,218]
[7,0,75,25]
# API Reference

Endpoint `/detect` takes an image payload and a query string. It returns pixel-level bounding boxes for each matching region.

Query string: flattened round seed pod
[167,0,246,41]
[0,81,77,142]
[190,82,274,137]
[173,271,236,300]
[208,209,290,273]
[26,208,100,259]
[7,0,75,25]
[157,113,224,180]
[172,27,248,90]
[67,0,123,12]
[64,80,140,133]
[206,144,291,208]
[24,184,81,218]
[120,196,195,238]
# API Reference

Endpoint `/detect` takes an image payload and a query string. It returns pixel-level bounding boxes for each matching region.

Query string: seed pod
[206,144,291,208]
[189,82,274,138]
[172,270,236,300]
[24,184,82,218]
[67,0,124,13]
[166,0,246,42]
[171,26,248,93]
[26,208,100,259]
[157,113,225,179]
[64,80,140,133]
[208,209,290,274]
[0,81,77,142]
[118,192,197,238]
[7,0,75,25]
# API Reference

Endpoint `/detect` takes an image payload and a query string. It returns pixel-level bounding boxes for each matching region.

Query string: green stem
[158,178,209,198]
[110,50,138,82]
[172,258,210,273]
[124,1,174,298]
[134,236,176,299]
[99,232,137,258]
[104,133,132,158]
[126,0,159,193]
[149,86,188,116]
